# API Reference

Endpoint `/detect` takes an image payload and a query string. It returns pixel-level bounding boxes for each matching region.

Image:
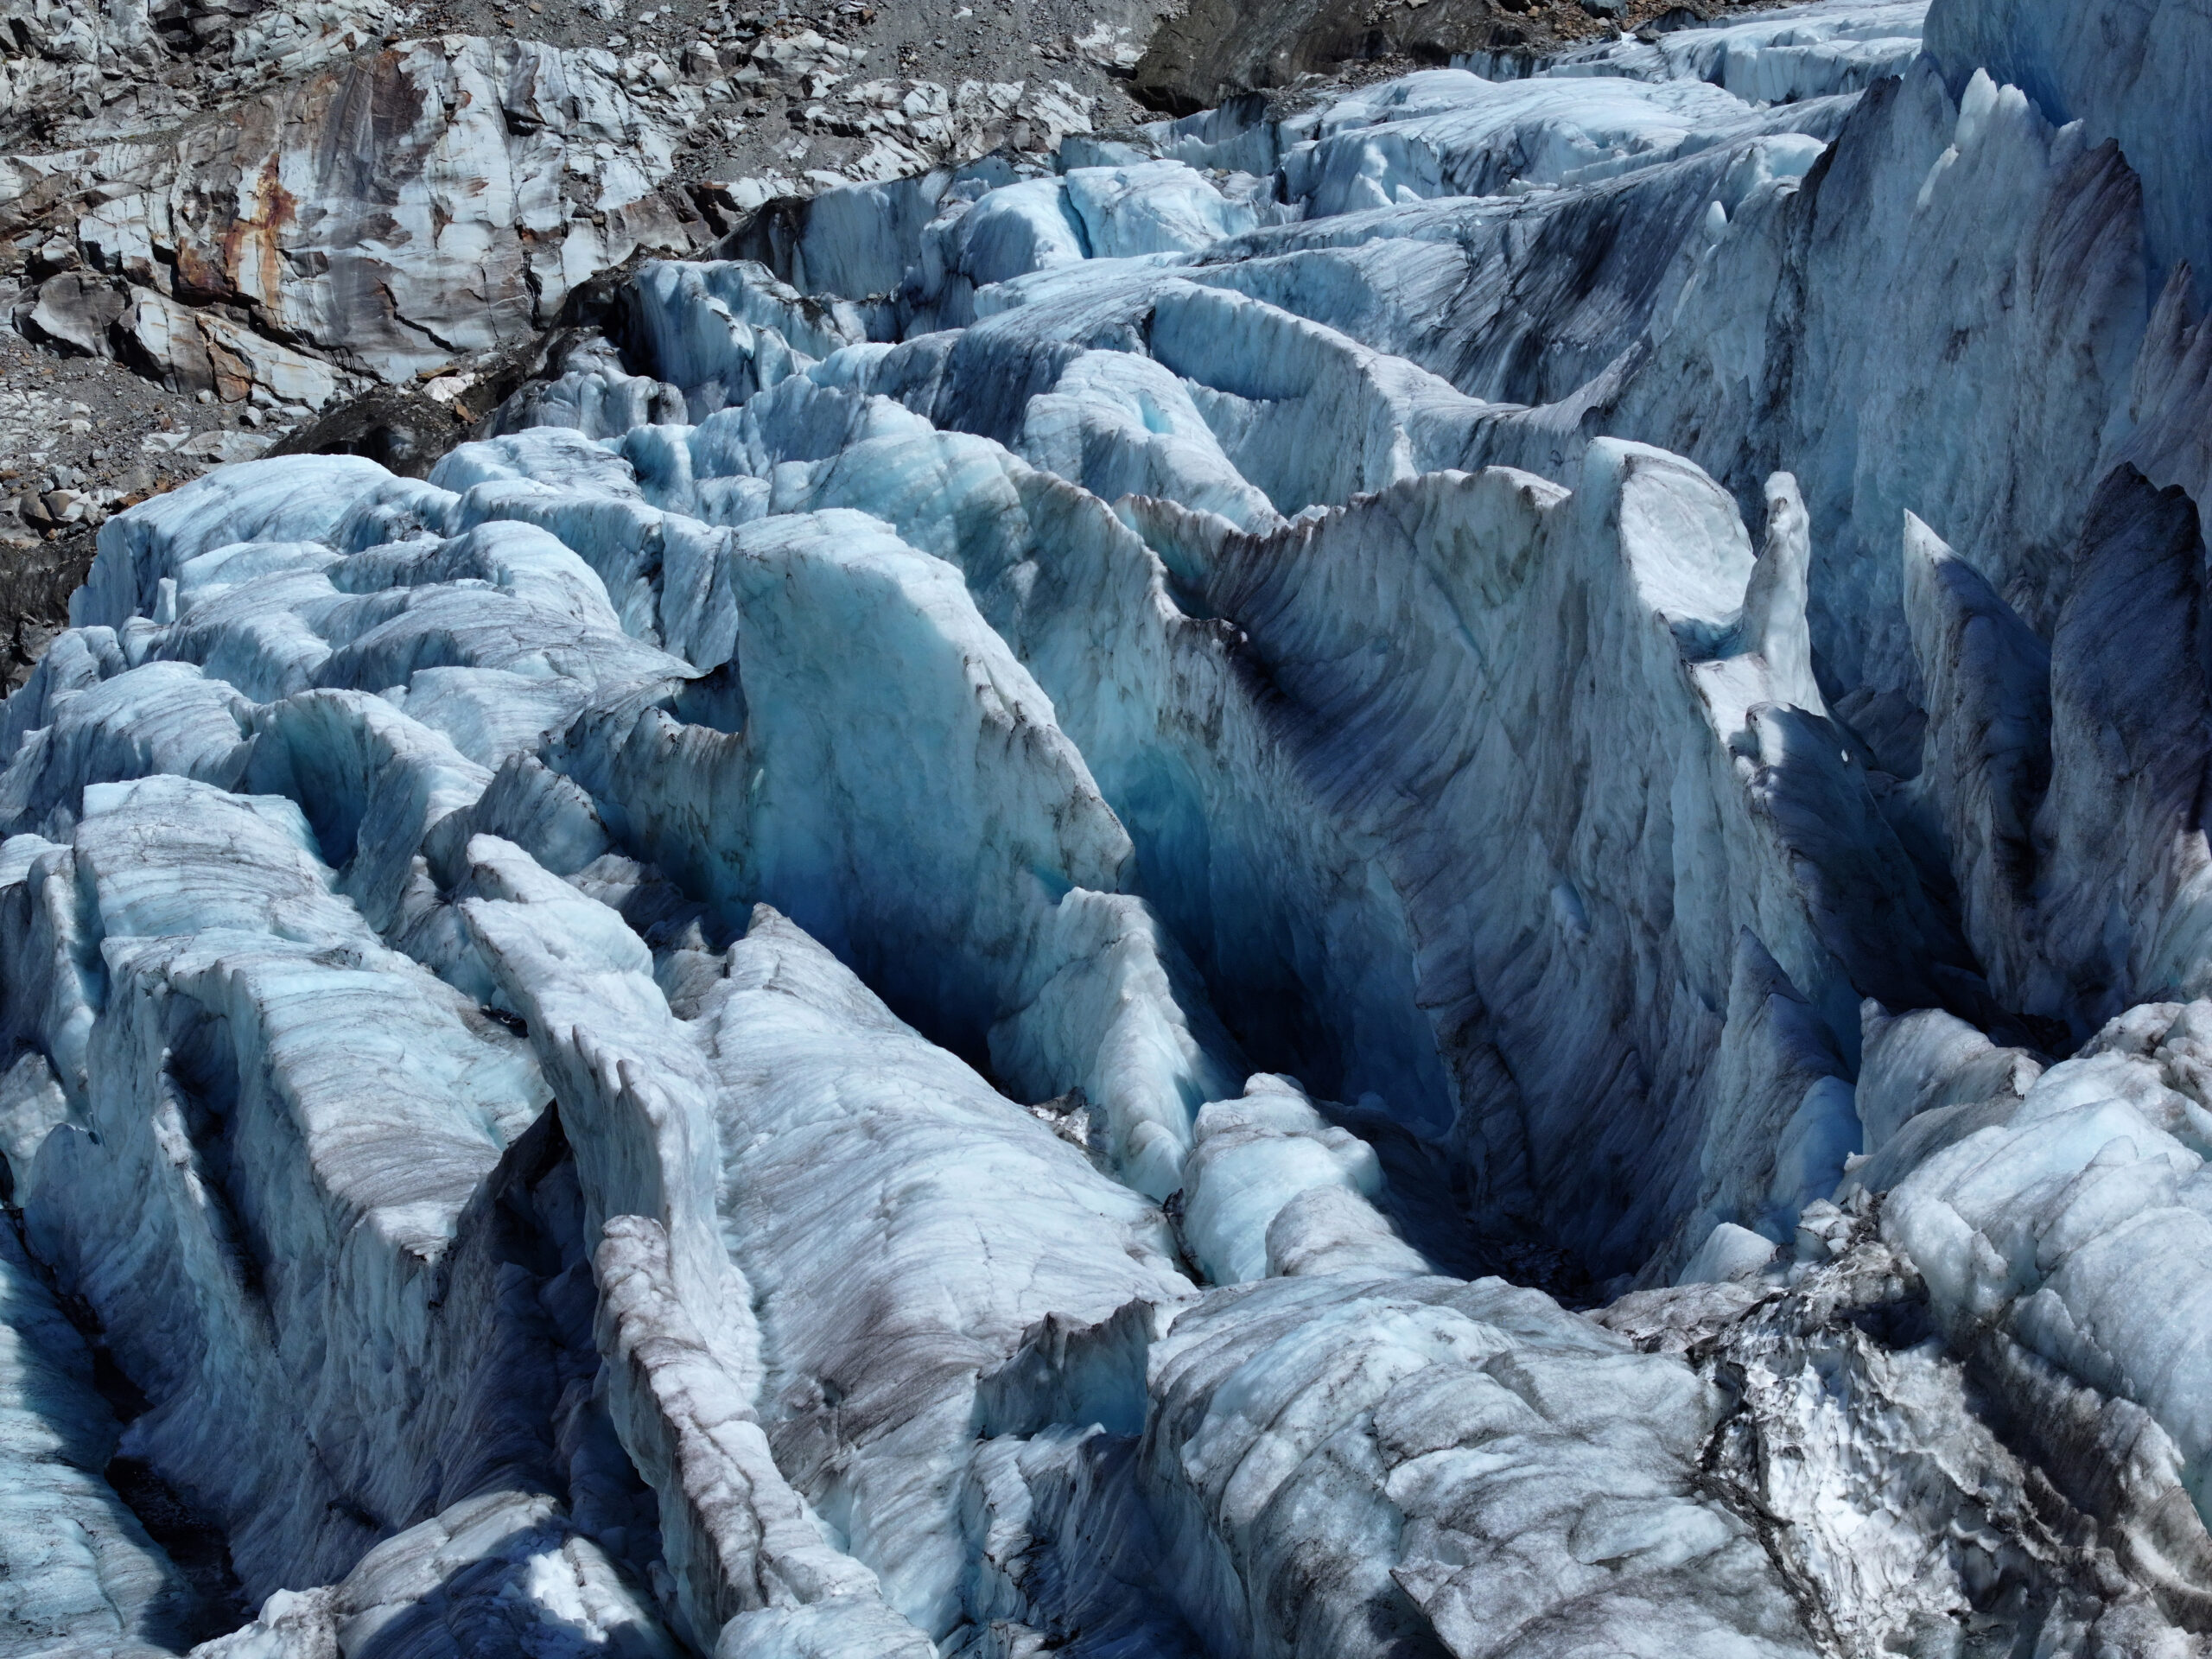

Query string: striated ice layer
[6,1,2212,1655]
[1141,1273,1819,1659]
[1522,2,1930,103]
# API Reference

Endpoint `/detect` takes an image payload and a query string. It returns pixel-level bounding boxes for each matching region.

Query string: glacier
[3,0,2212,1654]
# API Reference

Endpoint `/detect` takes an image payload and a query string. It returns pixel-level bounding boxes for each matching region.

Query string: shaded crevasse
[0,437,1238,1654]
[8,777,560,1590]
[0,425,1842,1656]
[1128,448,1948,1275]
[0,1213,212,1656]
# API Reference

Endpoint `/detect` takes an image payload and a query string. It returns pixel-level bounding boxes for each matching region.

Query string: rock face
[1129,0,1509,113]
[1124,0,1835,114]
[0,0,1159,644]
[8,1,2212,1657]
[10,35,703,394]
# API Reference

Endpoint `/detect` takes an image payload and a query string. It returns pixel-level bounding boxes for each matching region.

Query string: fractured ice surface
[1532,2,1929,103]
[0,1221,207,1656]
[7,0,2212,1653]
[1925,0,2212,286]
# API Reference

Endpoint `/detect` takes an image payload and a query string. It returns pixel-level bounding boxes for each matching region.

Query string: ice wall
[1925,0,2212,289]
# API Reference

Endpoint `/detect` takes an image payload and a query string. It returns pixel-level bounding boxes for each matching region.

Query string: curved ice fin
[1737,471,1826,715]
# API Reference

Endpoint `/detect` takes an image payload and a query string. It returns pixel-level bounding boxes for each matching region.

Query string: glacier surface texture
[10,0,2212,1654]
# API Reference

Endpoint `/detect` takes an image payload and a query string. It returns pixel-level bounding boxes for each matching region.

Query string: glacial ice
[1529,2,1930,105]
[1924,0,2212,287]
[3,0,2212,1652]
[195,1491,680,1659]
[0,1219,206,1656]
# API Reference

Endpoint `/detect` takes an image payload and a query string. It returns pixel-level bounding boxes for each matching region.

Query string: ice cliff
[7,0,2212,1654]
